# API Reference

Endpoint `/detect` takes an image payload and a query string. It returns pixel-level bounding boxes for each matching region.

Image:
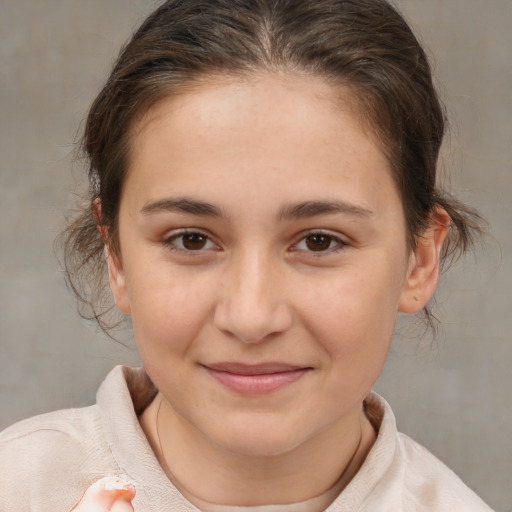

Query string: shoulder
[353,393,494,512]
[0,406,118,511]
[0,367,158,511]
[1,404,100,443]
[0,404,108,458]
[396,428,494,511]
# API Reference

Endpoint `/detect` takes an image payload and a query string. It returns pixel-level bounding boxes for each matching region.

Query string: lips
[202,362,311,394]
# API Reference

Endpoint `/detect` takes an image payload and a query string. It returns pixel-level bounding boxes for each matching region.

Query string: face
[108,73,437,457]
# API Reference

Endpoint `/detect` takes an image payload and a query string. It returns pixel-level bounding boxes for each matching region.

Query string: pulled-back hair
[61,0,483,335]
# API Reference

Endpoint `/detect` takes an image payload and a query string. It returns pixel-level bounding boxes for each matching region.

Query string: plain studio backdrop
[0,1,510,510]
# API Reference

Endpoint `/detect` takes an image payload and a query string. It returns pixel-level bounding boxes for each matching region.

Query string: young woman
[0,0,494,510]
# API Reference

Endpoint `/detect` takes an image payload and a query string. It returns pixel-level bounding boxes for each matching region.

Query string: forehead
[132,73,349,140]
[124,73,400,218]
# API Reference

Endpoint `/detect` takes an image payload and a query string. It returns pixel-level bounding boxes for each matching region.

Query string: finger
[103,478,136,502]
[110,499,135,512]
[72,476,135,511]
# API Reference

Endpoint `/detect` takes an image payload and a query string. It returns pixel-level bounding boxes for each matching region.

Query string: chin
[209,417,309,458]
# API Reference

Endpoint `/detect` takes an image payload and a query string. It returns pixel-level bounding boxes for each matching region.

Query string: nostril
[213,300,293,344]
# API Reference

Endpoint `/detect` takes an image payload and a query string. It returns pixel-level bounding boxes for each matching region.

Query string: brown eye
[292,232,346,255]
[181,233,209,250]
[305,234,333,251]
[163,231,217,254]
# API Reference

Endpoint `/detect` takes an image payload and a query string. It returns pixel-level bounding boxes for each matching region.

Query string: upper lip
[203,362,310,375]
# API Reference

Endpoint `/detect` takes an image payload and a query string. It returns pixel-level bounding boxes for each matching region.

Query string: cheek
[309,291,395,404]
[126,267,217,357]
[298,259,403,366]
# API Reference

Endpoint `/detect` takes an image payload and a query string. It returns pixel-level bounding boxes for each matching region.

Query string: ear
[92,200,132,316]
[106,249,132,315]
[398,208,450,314]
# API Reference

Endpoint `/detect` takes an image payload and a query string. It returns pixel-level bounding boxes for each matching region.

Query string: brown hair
[61,0,483,335]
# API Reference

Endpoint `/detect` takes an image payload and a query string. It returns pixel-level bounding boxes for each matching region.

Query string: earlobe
[398,209,450,314]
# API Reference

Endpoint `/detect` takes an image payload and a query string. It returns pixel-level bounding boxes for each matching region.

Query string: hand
[71,476,136,511]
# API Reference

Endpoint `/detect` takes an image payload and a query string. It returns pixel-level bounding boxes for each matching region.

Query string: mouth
[201,362,312,395]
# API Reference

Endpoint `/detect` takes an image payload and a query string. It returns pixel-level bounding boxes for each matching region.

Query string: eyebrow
[278,200,374,221]
[140,197,373,221]
[141,197,225,217]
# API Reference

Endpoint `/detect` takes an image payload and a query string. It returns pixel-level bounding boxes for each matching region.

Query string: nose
[213,249,293,344]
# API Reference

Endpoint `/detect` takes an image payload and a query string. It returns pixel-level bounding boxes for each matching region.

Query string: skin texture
[103,73,448,507]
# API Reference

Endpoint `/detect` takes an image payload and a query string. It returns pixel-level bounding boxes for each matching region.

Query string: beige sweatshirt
[0,366,493,511]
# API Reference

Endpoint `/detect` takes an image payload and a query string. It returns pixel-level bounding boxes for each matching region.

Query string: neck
[140,393,376,508]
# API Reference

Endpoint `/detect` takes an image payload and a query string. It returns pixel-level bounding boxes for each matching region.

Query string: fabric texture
[0,366,493,511]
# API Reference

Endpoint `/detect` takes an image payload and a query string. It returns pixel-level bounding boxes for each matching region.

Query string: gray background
[0,1,510,510]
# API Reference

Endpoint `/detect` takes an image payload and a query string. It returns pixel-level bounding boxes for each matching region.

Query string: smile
[202,362,312,395]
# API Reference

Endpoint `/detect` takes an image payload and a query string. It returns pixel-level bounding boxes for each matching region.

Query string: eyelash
[162,229,348,256]
[291,230,348,255]
[162,229,218,254]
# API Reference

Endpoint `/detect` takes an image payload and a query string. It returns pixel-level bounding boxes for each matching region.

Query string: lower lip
[204,367,310,395]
